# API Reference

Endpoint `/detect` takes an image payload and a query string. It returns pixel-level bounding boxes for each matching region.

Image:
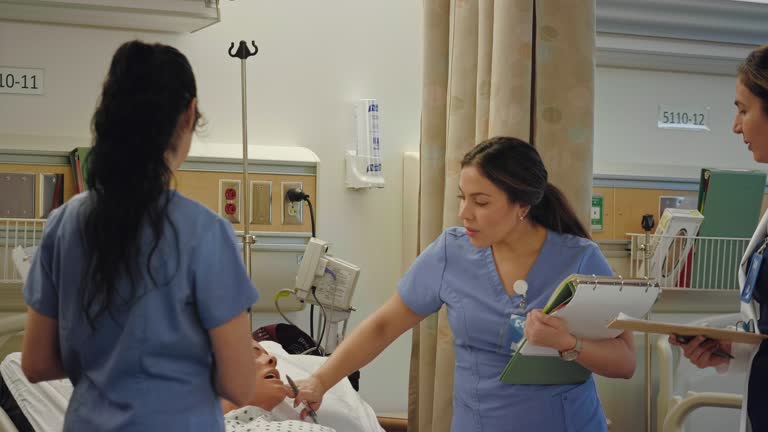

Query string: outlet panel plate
[219,179,241,224]
[281,181,303,225]
[250,181,272,225]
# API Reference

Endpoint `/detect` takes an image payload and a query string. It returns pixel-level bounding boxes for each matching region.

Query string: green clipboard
[499,344,590,385]
[499,275,589,385]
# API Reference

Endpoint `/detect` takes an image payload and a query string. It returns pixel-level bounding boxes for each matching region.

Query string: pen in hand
[675,335,734,359]
[286,375,318,424]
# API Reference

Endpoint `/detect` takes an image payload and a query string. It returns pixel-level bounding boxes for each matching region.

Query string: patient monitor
[295,238,360,310]
[294,238,360,352]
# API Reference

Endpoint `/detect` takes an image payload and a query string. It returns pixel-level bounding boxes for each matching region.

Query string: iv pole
[229,40,258,330]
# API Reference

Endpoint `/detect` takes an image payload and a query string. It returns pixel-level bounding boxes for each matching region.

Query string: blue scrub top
[24,191,258,432]
[399,227,613,432]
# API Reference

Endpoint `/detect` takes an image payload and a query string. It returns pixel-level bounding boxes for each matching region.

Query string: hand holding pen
[669,334,733,369]
[286,375,319,424]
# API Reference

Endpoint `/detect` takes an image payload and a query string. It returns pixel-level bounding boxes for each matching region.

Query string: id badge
[497,295,527,355]
[742,250,764,304]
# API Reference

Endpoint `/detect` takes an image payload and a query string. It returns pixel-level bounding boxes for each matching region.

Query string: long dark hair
[460,136,590,239]
[81,41,200,329]
[738,44,768,116]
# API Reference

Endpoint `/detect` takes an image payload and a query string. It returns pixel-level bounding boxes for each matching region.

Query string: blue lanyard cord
[759,237,768,255]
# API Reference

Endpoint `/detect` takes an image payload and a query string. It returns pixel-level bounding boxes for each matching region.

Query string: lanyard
[743,237,768,304]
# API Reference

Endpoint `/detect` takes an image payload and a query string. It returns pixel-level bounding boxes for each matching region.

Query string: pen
[286,375,318,424]
[675,335,735,359]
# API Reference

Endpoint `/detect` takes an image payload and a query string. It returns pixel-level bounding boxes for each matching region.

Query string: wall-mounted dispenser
[345,99,385,189]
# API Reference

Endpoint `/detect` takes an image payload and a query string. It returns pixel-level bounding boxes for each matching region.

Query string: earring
[519,214,526,221]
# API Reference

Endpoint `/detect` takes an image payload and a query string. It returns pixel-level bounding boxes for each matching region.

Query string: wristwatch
[559,336,582,361]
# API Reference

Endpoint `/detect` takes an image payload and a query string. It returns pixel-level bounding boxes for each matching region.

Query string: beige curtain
[409,1,595,431]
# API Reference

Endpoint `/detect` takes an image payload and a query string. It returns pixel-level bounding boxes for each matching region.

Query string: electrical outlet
[219,179,241,224]
[281,181,303,225]
[250,181,272,225]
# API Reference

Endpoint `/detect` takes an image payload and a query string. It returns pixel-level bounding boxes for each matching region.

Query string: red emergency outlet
[225,188,237,200]
[225,203,237,215]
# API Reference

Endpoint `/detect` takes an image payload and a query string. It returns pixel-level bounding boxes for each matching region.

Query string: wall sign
[657,104,710,131]
[0,67,44,95]
[591,195,603,232]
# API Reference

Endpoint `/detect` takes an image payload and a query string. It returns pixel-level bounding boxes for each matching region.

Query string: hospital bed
[0,340,385,432]
[656,313,745,432]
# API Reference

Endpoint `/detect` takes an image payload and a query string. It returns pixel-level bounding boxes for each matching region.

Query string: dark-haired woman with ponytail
[20,41,272,431]
[294,136,633,431]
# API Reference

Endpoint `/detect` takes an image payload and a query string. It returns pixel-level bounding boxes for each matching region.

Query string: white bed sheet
[0,342,383,432]
[0,353,70,432]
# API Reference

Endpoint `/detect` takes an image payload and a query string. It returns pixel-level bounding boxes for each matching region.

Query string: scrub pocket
[559,380,607,432]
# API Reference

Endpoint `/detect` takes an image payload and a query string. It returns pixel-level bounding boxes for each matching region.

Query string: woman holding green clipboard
[671,44,768,432]
[294,137,636,431]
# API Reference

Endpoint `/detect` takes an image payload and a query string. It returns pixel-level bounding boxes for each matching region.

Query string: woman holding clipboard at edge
[671,44,768,432]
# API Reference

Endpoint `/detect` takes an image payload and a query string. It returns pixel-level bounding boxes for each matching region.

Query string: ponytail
[528,183,591,239]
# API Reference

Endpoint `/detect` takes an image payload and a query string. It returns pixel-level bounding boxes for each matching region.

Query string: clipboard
[500,275,660,385]
[608,313,767,345]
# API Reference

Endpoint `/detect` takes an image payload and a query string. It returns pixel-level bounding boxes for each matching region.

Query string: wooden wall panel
[175,171,315,233]
[0,163,316,234]
[0,164,76,218]
[591,186,765,240]
[613,188,697,239]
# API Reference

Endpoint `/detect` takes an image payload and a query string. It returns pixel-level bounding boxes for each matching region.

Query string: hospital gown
[399,227,613,432]
[225,406,335,432]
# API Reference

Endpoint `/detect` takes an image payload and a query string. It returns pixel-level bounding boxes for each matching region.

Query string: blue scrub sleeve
[397,231,447,316]
[578,243,614,277]
[192,218,259,329]
[23,207,64,319]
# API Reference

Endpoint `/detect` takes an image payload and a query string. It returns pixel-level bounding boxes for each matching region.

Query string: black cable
[306,197,316,337]
[309,303,314,339]
[287,189,321,353]
[305,198,316,238]
[312,287,327,354]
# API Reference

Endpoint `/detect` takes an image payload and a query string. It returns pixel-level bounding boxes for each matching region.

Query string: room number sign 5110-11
[0,67,44,95]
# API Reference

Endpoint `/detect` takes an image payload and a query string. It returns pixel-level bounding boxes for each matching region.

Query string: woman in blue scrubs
[295,137,636,431]
[20,41,271,431]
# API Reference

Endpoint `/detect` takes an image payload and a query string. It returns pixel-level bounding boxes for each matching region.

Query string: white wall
[595,66,763,179]
[0,0,422,414]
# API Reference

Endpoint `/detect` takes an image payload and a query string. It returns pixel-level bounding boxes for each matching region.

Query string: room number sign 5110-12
[657,105,710,131]
[0,67,44,95]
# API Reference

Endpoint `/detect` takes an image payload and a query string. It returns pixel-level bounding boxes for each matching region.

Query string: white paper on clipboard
[520,282,660,356]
